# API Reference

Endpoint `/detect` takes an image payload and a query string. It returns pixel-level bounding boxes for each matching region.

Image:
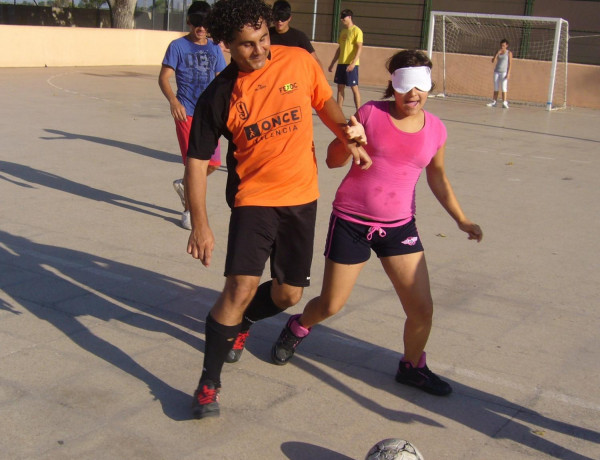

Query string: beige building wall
[0,25,184,67]
[1,25,598,109]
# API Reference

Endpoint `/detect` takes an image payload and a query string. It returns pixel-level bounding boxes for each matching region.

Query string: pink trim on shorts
[175,116,221,166]
[324,215,338,258]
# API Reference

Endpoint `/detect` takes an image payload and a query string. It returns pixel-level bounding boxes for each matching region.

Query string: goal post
[426,12,569,110]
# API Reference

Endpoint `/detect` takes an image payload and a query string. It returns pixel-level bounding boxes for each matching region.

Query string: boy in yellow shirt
[328,9,363,110]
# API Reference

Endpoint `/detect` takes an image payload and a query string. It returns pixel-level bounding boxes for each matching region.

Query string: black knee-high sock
[240,280,284,331]
[200,314,242,386]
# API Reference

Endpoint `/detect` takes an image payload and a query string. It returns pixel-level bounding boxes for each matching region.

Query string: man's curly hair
[208,0,273,44]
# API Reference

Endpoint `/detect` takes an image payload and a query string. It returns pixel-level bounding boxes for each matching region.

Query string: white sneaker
[181,210,192,230]
[172,179,185,208]
[502,101,509,109]
[486,100,497,107]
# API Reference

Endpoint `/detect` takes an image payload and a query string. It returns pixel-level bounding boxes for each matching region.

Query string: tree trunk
[111,0,136,29]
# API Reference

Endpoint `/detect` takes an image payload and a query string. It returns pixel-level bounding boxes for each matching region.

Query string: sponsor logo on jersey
[279,82,298,94]
[244,107,302,142]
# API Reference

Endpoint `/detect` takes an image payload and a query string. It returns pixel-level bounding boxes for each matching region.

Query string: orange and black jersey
[188,45,333,208]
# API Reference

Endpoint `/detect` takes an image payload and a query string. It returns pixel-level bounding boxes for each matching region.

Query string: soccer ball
[365,438,424,460]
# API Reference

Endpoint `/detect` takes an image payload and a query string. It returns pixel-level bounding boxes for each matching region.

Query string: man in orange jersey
[184,0,371,419]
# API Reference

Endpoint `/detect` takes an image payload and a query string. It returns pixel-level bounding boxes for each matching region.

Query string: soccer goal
[426,12,569,110]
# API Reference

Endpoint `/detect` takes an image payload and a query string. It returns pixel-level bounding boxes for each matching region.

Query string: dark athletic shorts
[334,64,359,87]
[225,201,317,286]
[323,214,424,265]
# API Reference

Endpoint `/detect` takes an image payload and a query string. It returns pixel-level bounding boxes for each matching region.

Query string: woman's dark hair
[208,0,273,44]
[500,38,509,45]
[383,50,434,99]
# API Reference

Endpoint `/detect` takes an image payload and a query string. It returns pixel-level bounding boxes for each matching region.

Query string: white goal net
[427,12,569,110]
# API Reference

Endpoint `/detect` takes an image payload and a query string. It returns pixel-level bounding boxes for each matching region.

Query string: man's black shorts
[225,201,317,286]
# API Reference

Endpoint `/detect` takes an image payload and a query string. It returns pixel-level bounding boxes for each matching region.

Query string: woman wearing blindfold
[271,50,483,397]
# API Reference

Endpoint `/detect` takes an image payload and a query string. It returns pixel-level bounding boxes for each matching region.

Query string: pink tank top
[333,100,447,226]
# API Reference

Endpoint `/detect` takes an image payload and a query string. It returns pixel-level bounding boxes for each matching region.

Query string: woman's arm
[426,143,483,242]
[326,138,352,168]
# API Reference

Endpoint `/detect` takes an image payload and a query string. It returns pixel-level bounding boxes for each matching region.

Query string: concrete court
[0,65,599,460]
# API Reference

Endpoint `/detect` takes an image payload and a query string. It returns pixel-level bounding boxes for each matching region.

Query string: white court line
[47,71,121,104]
[532,156,555,160]
[569,159,592,164]
[46,71,164,112]
[497,152,522,157]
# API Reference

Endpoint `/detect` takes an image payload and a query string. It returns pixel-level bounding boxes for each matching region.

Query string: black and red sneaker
[225,330,250,363]
[191,380,220,419]
[395,361,452,396]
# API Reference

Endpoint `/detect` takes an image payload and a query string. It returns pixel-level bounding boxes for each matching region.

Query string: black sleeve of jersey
[187,63,238,161]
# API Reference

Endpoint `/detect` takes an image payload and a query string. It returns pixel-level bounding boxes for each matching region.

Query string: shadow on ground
[0,160,179,224]
[0,230,218,421]
[41,128,180,164]
[245,317,599,460]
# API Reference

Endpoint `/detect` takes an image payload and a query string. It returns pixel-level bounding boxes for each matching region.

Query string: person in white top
[487,38,513,108]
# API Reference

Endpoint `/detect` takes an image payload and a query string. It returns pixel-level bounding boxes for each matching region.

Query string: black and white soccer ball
[365,438,424,460]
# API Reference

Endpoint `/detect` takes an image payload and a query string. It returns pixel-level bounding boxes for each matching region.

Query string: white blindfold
[391,66,432,93]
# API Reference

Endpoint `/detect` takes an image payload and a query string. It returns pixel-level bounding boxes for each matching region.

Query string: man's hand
[347,63,356,72]
[344,115,367,146]
[187,224,215,267]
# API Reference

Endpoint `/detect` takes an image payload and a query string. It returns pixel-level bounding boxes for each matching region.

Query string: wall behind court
[2,1,598,64]
[292,0,600,66]
[0,25,183,68]
[315,41,599,109]
[0,25,598,109]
